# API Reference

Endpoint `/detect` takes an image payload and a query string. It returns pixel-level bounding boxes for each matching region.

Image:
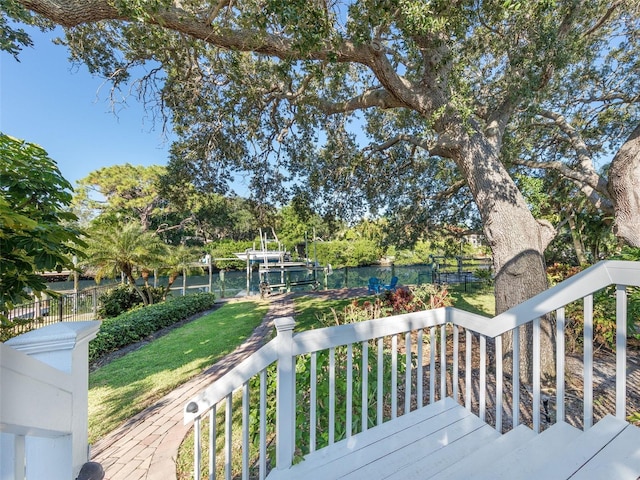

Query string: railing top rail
[184,340,279,424]
[476,260,640,338]
[291,308,449,356]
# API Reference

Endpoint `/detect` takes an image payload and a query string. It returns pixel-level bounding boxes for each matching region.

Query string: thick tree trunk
[454,130,556,383]
[608,123,640,248]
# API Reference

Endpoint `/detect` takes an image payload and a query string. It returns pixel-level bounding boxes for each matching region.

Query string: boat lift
[238,228,329,297]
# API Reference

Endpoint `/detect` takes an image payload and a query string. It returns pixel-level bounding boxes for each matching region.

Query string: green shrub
[98,284,164,318]
[565,286,640,352]
[89,293,216,362]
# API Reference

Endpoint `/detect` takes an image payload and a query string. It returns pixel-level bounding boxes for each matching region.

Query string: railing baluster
[310,352,317,452]
[194,417,201,480]
[210,406,216,480]
[430,327,436,402]
[362,341,369,432]
[225,394,232,480]
[616,285,627,420]
[347,343,353,437]
[377,337,383,425]
[556,307,565,424]
[242,383,250,480]
[405,332,412,414]
[259,370,266,480]
[480,335,486,422]
[465,329,472,410]
[329,347,336,444]
[391,334,398,419]
[417,329,424,408]
[440,324,447,400]
[533,318,541,433]
[495,335,503,433]
[584,294,593,430]
[453,326,459,404]
[513,327,520,427]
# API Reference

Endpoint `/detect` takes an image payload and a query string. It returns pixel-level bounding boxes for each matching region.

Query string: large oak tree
[6,0,640,379]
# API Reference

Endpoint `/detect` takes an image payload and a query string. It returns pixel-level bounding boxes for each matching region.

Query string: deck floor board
[266,397,640,480]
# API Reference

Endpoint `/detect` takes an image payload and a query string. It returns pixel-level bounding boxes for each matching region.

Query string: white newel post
[4,321,101,479]
[274,317,296,471]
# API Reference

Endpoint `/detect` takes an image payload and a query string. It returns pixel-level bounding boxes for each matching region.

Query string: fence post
[58,295,64,322]
[34,295,42,319]
[275,317,296,470]
[4,321,101,479]
[92,288,98,316]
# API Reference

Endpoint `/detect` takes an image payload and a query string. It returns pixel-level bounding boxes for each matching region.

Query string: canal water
[47,264,437,298]
[48,258,490,298]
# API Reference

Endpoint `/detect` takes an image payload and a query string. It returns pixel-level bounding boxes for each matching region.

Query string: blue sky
[1,25,173,188]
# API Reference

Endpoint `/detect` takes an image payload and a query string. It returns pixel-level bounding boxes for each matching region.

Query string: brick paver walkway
[91,295,295,480]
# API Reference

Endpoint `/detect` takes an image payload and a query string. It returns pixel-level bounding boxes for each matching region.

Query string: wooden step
[464,421,583,479]
[433,424,537,479]
[267,398,479,480]
[529,415,630,479]
[267,402,640,480]
[383,422,501,479]
[569,420,640,480]
[344,416,499,479]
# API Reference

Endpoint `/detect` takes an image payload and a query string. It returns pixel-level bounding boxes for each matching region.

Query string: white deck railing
[1,321,100,480]
[184,260,640,479]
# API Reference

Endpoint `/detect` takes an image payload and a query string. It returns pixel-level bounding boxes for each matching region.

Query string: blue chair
[367,277,381,294]
[381,276,398,292]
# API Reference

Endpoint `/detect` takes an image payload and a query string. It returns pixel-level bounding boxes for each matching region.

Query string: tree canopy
[0,133,84,324]
[6,1,640,378]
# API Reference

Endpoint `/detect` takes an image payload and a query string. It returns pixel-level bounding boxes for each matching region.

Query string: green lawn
[449,284,495,316]
[88,300,268,443]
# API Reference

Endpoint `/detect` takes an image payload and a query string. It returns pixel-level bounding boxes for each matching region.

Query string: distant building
[463,233,484,248]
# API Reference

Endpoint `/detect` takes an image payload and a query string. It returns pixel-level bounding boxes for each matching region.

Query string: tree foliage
[74,163,168,231]
[9,1,640,380]
[0,133,84,323]
[83,221,167,305]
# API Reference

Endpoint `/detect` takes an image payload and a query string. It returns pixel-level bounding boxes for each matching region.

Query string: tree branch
[511,156,614,214]
[537,109,610,195]
[584,1,624,37]
[316,88,405,114]
[19,0,373,63]
[363,133,460,158]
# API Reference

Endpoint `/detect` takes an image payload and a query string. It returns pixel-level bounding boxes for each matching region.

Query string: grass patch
[88,300,268,443]
[449,284,495,316]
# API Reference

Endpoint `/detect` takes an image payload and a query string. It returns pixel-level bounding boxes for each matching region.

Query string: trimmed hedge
[89,293,217,362]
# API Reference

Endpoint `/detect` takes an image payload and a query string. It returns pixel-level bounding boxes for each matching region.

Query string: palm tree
[161,244,203,299]
[83,222,168,306]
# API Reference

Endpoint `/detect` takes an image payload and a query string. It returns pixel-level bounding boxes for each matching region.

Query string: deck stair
[267,397,640,480]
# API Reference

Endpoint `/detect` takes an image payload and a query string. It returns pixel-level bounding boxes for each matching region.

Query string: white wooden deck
[267,397,640,480]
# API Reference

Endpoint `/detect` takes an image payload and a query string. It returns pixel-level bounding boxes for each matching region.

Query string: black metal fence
[6,284,116,337]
